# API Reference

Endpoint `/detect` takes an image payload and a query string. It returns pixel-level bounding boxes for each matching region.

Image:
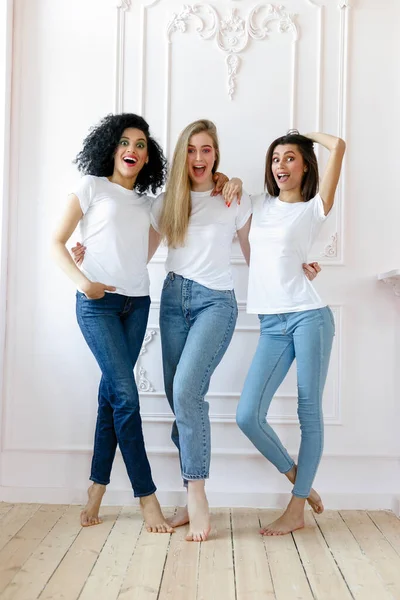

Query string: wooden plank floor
[0,504,400,600]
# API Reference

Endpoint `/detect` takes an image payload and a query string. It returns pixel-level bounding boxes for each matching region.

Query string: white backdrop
[0,0,399,510]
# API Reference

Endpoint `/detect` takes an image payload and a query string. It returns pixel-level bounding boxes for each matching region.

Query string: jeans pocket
[162,275,171,291]
[79,292,106,303]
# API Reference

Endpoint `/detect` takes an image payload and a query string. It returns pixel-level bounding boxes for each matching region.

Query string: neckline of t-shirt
[274,195,308,207]
[102,176,141,197]
[190,188,214,198]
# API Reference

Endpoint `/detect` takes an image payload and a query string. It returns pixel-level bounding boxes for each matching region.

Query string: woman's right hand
[81,281,116,299]
[71,241,86,266]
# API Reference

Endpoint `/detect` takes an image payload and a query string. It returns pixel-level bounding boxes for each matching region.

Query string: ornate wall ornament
[378,271,400,298]
[322,233,338,258]
[116,0,131,10]
[167,3,297,100]
[137,366,155,392]
[139,329,157,356]
[136,329,157,392]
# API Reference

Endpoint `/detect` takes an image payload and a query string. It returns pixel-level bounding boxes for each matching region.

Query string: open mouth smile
[277,173,289,183]
[123,156,138,166]
[193,165,206,176]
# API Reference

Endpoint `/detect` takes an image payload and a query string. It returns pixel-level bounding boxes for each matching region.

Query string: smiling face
[112,127,149,186]
[187,132,216,191]
[271,144,307,194]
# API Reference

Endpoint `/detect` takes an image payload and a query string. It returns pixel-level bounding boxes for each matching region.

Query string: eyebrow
[188,144,212,148]
[120,136,147,142]
[272,150,296,156]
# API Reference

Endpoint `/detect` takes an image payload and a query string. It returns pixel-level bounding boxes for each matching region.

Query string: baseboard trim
[1,487,399,512]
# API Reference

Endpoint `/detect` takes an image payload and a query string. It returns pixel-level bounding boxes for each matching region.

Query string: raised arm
[305,132,346,215]
[51,194,115,298]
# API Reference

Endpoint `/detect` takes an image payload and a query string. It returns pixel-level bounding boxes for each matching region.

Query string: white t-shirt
[247,193,328,314]
[73,175,151,297]
[151,190,252,290]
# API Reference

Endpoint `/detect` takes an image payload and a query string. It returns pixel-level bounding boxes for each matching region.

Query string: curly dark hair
[265,132,319,202]
[74,113,167,195]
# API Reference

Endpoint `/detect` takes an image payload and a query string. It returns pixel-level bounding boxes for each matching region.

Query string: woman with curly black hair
[51,113,173,532]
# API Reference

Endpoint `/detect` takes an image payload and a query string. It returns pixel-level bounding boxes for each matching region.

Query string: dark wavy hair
[265,131,319,202]
[74,113,167,195]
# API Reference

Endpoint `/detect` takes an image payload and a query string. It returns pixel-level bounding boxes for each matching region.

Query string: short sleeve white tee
[73,175,151,297]
[247,193,328,314]
[150,190,252,290]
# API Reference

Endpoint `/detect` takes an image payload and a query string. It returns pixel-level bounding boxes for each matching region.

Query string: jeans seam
[293,313,325,497]
[76,296,155,497]
[254,338,295,471]
[182,301,237,480]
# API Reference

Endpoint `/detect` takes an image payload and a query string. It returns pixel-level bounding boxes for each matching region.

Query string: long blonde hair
[159,119,220,248]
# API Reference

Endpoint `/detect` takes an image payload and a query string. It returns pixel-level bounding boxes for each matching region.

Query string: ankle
[188,480,206,494]
[140,493,157,506]
[287,495,306,515]
[90,483,106,494]
[285,465,297,485]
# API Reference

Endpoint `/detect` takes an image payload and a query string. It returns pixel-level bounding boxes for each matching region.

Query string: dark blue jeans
[76,291,156,498]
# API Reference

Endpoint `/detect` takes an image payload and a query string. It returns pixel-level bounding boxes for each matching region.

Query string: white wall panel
[1,0,400,510]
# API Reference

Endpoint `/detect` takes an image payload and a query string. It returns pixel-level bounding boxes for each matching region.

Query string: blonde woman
[149,120,252,542]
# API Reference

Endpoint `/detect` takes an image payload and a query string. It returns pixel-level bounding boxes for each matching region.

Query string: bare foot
[186,480,211,542]
[140,494,174,533]
[80,483,106,527]
[261,496,305,536]
[307,488,324,514]
[261,512,304,536]
[285,465,324,514]
[168,505,189,528]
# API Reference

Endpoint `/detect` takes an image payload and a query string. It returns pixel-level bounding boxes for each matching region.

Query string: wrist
[80,278,92,293]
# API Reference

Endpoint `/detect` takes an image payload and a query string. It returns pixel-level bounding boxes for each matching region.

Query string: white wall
[1,0,399,511]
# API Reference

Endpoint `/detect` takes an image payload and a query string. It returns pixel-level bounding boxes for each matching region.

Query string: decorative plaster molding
[139,329,157,356]
[115,1,131,112]
[136,329,157,392]
[167,4,297,100]
[138,366,154,392]
[116,0,131,9]
[378,270,400,298]
[322,232,338,258]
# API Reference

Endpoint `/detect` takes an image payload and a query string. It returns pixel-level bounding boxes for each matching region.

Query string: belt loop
[169,272,175,280]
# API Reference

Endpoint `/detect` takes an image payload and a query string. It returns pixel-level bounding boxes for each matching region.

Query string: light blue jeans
[236,307,335,498]
[160,273,238,481]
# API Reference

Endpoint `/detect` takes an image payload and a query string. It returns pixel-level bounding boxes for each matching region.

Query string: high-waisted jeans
[236,307,335,498]
[76,291,156,498]
[160,273,238,481]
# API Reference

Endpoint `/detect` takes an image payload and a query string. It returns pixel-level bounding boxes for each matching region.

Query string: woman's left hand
[211,172,229,196]
[303,262,321,281]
